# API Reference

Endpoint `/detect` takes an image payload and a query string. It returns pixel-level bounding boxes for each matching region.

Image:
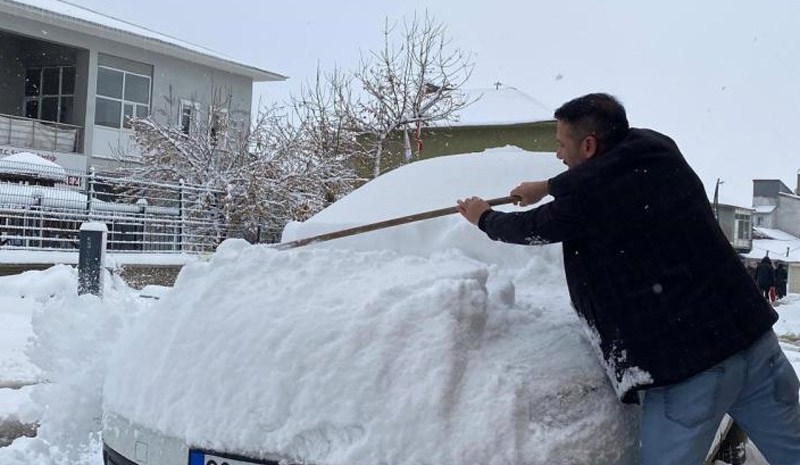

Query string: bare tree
[127,92,258,242]
[128,84,361,244]
[356,12,475,177]
[286,66,365,205]
[123,12,473,243]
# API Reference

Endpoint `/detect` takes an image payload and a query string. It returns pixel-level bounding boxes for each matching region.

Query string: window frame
[734,213,751,240]
[23,66,77,124]
[94,65,152,130]
[179,99,201,135]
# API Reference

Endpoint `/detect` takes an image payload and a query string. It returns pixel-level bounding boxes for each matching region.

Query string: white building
[0,0,285,177]
[752,178,800,238]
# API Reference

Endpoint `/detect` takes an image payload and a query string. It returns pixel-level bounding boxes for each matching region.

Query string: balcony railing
[0,113,83,153]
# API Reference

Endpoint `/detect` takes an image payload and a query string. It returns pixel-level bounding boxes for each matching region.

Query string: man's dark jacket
[756,258,775,291]
[478,128,778,403]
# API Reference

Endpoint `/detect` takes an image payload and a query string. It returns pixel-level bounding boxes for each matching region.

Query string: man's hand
[510,181,549,207]
[456,196,491,225]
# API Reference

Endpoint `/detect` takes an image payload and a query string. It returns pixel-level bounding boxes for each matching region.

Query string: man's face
[555,121,594,169]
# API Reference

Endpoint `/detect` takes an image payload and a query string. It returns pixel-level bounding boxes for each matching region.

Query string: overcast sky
[68,0,800,207]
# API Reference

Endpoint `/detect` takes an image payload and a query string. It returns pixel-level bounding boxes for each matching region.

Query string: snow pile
[0,269,69,386]
[0,152,67,183]
[102,148,640,465]
[282,147,565,267]
[104,240,638,465]
[775,295,800,342]
[0,266,148,465]
[292,148,562,225]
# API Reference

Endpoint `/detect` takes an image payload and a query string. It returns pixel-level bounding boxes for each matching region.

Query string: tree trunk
[372,139,383,178]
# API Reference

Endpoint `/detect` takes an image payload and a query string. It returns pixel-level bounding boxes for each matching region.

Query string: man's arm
[456,180,550,224]
[457,181,588,245]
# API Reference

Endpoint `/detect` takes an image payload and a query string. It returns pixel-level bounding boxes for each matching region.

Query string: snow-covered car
[101,147,640,465]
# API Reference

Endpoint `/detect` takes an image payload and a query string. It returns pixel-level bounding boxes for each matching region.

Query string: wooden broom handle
[273,195,519,251]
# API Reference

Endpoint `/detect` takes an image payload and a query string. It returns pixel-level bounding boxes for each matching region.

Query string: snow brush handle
[272,195,521,251]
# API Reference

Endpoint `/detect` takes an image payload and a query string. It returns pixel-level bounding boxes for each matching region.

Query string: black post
[714,422,747,465]
[78,222,107,296]
[85,167,95,216]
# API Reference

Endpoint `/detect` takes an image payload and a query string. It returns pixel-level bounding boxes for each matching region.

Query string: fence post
[178,178,185,252]
[78,221,107,296]
[85,166,95,218]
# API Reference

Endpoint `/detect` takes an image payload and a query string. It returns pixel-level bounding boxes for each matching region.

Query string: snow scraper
[274,195,520,251]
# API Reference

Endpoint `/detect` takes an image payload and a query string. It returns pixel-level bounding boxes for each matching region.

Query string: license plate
[188,449,280,465]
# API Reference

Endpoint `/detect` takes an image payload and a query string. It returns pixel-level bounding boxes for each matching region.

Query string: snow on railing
[0,161,243,253]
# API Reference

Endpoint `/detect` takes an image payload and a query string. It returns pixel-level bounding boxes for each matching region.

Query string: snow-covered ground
[0,266,152,463]
[0,148,798,464]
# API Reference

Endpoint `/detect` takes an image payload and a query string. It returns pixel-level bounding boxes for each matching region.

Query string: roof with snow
[745,227,800,263]
[754,205,777,214]
[448,87,553,128]
[0,0,286,82]
[714,202,753,211]
[0,152,67,183]
[754,227,798,241]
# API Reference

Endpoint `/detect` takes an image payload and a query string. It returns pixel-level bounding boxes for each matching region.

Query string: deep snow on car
[101,148,640,465]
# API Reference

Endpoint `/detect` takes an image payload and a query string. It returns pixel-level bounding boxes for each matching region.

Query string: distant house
[359,86,556,176]
[713,202,753,253]
[426,86,556,155]
[0,0,285,179]
[752,179,800,238]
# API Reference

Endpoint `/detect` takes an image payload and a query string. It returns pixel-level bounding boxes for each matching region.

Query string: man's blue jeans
[640,330,800,465]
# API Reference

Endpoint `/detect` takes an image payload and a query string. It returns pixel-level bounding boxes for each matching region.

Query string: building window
[94,66,151,129]
[24,66,76,124]
[735,214,751,240]
[756,216,763,226]
[179,100,201,135]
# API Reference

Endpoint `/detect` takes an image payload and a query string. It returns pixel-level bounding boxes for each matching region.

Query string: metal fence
[0,159,240,253]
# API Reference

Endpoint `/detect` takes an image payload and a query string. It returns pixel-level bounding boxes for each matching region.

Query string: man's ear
[583,135,598,159]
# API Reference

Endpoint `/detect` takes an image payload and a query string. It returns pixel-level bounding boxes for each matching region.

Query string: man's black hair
[554,93,629,153]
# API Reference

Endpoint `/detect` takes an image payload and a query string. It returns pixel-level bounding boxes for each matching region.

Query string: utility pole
[713,178,724,221]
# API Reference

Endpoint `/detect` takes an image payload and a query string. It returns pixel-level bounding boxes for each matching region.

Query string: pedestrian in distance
[756,255,776,303]
[776,262,788,300]
[457,93,800,465]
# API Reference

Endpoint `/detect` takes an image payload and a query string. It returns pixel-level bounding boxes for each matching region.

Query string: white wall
[776,195,800,238]
[0,13,254,171]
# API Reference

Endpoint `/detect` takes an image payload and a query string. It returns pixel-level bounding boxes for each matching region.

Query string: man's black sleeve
[477,193,588,246]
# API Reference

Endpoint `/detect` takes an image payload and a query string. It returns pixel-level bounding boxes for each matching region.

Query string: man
[756,256,776,302]
[456,93,800,465]
[776,262,789,300]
